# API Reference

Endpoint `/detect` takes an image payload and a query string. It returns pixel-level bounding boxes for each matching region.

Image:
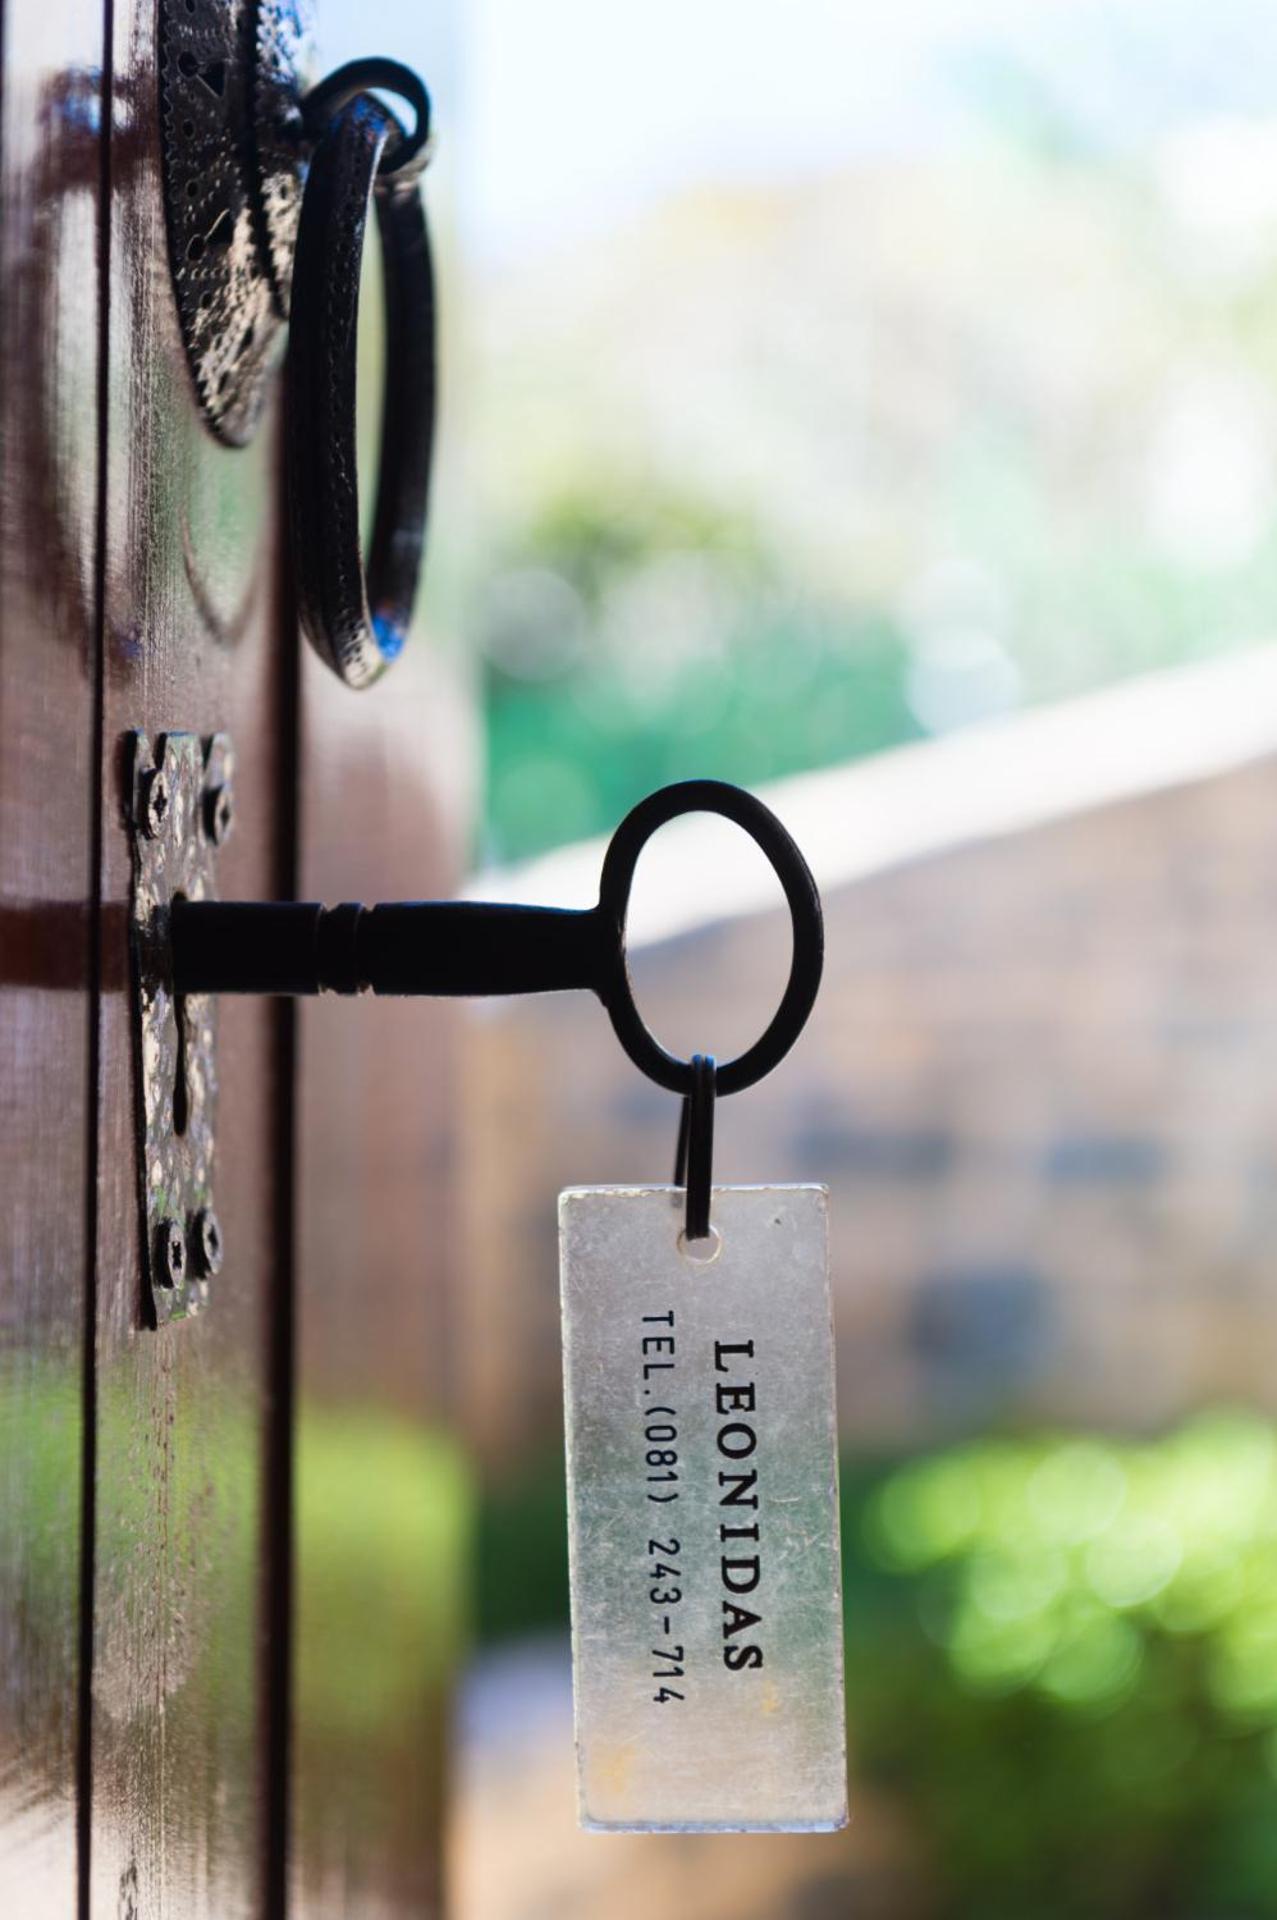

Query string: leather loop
[287,93,435,688]
[673,1054,717,1240]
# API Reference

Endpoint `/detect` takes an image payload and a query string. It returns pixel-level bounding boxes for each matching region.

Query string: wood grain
[3,3,471,1908]
[291,631,470,1916]
[87,0,287,1908]
[0,2,103,1909]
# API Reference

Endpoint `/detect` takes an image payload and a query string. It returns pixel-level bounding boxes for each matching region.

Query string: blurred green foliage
[293,1407,471,1864]
[479,1414,1277,1917]
[477,1444,571,1642]
[476,463,1277,867]
[478,483,919,864]
[296,1408,471,1737]
[0,1367,472,1861]
[472,89,1277,867]
[854,1414,1277,1918]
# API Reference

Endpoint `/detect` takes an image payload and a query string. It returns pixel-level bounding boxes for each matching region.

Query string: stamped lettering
[559,1184,847,1833]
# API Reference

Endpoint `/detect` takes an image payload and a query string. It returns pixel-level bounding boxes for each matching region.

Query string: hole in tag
[677,1224,723,1265]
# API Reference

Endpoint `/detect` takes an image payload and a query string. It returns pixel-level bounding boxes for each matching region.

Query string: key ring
[288,67,436,687]
[597,779,825,1098]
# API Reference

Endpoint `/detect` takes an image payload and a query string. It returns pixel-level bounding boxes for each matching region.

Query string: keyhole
[172,895,190,1136]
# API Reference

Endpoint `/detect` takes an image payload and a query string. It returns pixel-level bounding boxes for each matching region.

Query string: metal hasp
[128,731,234,1326]
[158,0,314,443]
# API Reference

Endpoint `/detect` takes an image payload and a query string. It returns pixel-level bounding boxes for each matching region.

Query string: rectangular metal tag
[558,1184,846,1832]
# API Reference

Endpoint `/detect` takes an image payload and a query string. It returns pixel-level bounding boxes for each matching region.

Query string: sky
[320,0,1277,264]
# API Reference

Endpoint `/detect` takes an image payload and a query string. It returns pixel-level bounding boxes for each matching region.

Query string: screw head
[156,1217,186,1288]
[192,1208,224,1277]
[204,783,233,847]
[142,769,171,839]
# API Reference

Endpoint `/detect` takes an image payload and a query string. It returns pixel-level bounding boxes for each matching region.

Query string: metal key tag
[559,1184,847,1832]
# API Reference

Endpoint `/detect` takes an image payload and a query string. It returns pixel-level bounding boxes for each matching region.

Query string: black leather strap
[287,92,435,687]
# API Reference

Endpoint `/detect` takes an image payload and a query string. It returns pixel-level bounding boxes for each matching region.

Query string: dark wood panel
[292,637,468,1916]
[87,0,287,1908]
[287,31,468,1900]
[0,0,103,1907]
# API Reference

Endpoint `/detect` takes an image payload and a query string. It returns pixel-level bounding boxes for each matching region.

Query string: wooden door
[0,0,465,1912]
[0,0,102,1908]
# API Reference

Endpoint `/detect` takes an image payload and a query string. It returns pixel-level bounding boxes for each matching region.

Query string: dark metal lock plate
[158,0,314,444]
[128,731,233,1324]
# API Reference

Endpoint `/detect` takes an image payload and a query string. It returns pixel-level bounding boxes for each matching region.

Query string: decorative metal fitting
[158,0,315,444]
[128,731,235,1326]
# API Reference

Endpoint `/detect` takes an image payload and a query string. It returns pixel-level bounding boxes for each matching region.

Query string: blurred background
[345,0,1277,1913]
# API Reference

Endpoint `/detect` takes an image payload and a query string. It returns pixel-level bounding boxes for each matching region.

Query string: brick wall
[460,753,1277,1464]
